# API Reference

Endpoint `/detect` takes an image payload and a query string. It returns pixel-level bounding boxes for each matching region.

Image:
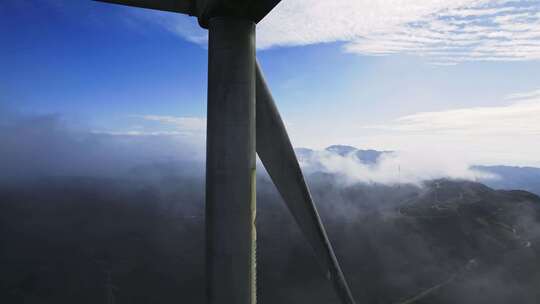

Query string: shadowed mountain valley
[1,169,539,304]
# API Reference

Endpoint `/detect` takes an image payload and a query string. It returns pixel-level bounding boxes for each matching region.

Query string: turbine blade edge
[255,61,357,304]
[92,0,195,15]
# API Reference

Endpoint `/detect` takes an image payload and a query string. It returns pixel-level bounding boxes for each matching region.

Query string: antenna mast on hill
[93,1,356,303]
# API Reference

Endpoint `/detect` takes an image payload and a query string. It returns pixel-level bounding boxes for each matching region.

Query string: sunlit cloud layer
[364,88,540,136]
[103,88,540,166]
[297,148,496,185]
[342,87,540,167]
[259,0,540,63]
[137,115,206,132]
[147,0,540,64]
[95,115,206,137]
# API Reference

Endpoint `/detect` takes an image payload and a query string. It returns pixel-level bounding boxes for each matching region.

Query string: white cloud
[298,148,496,185]
[141,0,540,64]
[96,115,207,138]
[364,89,540,136]
[506,88,540,101]
[137,115,207,132]
[258,0,486,47]
[345,88,540,167]
[258,0,540,63]
[93,130,188,136]
[130,10,208,44]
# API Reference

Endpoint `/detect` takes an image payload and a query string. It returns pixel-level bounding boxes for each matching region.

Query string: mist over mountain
[297,145,540,196]
[1,113,540,303]
[1,112,537,192]
[3,0,540,302]
[325,145,393,165]
[2,169,540,303]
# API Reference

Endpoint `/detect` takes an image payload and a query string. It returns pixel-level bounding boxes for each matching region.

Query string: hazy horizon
[2,0,540,169]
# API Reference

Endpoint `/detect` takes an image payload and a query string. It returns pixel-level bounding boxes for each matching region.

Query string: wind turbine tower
[93,1,356,304]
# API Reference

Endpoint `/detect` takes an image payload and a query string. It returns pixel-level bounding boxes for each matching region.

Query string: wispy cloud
[364,88,540,136]
[141,0,540,64]
[96,115,206,137]
[341,88,540,167]
[128,10,208,44]
[260,0,540,64]
[137,115,206,131]
[505,88,540,101]
[297,147,496,185]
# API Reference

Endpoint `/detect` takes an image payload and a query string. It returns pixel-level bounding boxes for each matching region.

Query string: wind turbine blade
[93,0,195,15]
[255,62,356,304]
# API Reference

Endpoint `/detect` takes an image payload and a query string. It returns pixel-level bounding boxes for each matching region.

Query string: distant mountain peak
[325,145,359,156]
[324,145,394,165]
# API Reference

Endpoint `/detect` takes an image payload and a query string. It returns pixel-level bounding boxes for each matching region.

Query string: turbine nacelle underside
[94,0,282,27]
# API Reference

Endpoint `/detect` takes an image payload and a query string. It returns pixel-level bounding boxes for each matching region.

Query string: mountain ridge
[296,145,540,195]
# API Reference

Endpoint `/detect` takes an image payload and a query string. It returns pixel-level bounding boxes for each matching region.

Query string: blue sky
[1,0,540,166]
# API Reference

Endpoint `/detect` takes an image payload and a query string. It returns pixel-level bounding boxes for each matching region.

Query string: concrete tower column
[205,17,257,304]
